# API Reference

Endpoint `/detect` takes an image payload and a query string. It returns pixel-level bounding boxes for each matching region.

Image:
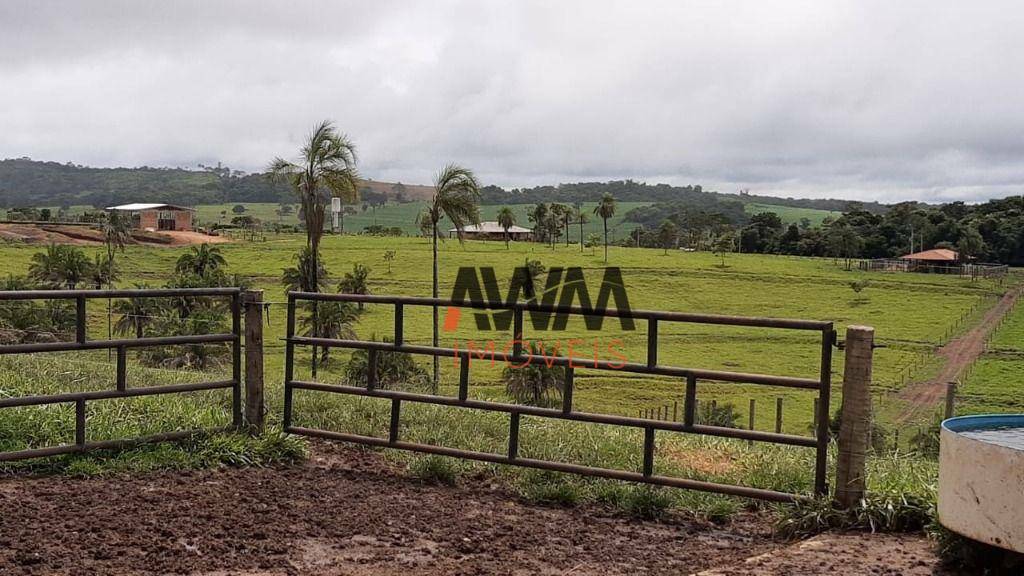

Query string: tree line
[618,197,1024,265]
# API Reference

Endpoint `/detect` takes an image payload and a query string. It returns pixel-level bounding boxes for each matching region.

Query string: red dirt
[0,442,776,575]
[0,223,230,247]
[897,286,1022,423]
[0,441,951,575]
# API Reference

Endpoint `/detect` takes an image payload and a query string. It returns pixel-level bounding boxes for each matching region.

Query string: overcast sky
[2,1,1023,203]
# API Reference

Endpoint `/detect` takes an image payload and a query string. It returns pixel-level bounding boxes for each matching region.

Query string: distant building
[449,221,533,241]
[106,203,194,232]
[899,248,960,263]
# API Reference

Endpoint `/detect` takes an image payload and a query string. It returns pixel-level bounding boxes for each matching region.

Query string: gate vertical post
[813,326,834,497]
[835,325,874,508]
[243,289,265,435]
[231,291,242,428]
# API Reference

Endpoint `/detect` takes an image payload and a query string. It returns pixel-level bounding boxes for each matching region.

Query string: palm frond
[432,164,481,243]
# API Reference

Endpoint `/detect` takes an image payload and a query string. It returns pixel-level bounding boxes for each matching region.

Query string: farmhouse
[106,203,194,232]
[449,221,533,241]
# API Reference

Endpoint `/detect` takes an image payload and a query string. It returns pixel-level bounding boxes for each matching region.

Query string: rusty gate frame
[0,287,242,461]
[283,292,836,502]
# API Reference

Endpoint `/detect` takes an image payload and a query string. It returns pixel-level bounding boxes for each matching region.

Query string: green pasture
[191,201,652,242]
[3,233,1013,513]
[743,203,841,226]
[0,234,1012,437]
[958,294,1024,416]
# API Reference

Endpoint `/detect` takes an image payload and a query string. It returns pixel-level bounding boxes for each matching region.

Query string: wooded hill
[3,158,880,215]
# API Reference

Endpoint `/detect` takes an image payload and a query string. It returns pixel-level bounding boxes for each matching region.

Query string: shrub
[698,401,739,428]
[408,455,460,486]
[502,343,566,408]
[344,337,430,390]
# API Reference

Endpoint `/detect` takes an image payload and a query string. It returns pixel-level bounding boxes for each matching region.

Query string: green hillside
[743,203,841,226]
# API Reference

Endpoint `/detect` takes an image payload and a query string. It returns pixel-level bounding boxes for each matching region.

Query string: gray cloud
[2,0,1023,202]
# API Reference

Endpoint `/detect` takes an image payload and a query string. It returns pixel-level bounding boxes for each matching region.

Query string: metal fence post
[835,325,874,508]
[243,289,265,435]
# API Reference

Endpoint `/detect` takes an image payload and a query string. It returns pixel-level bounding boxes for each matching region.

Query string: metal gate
[283,292,835,502]
[0,287,242,461]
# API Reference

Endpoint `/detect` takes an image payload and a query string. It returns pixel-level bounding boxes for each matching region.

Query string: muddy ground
[0,442,951,575]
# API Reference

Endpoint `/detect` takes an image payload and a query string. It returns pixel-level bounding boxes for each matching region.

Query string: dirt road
[0,442,952,575]
[897,286,1021,423]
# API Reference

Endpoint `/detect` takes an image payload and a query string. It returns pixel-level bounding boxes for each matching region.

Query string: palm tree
[281,247,329,293]
[270,120,359,379]
[425,164,481,389]
[28,244,93,288]
[593,193,616,263]
[101,211,131,346]
[269,120,358,286]
[298,301,358,366]
[112,285,164,339]
[527,203,549,243]
[496,207,516,249]
[282,246,329,376]
[27,244,66,287]
[338,263,371,310]
[575,204,589,252]
[175,244,227,277]
[90,253,119,289]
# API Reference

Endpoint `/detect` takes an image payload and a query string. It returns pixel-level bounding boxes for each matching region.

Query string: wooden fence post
[944,382,957,420]
[775,397,783,433]
[748,399,756,446]
[243,289,265,435]
[835,325,874,508]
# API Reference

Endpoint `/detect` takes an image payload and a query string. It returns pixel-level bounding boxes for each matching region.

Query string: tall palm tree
[593,193,616,263]
[269,120,359,283]
[425,164,481,389]
[575,204,589,252]
[496,207,516,249]
[175,244,227,277]
[270,120,359,379]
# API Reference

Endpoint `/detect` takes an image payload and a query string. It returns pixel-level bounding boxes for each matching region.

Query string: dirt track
[897,286,1021,423]
[0,442,952,575]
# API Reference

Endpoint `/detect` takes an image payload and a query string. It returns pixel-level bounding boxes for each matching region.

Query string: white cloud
[2,0,1023,202]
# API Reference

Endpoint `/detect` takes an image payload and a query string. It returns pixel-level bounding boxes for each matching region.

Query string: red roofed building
[899,248,960,262]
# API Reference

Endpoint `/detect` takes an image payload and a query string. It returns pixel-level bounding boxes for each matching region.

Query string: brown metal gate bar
[284,292,835,502]
[0,287,242,462]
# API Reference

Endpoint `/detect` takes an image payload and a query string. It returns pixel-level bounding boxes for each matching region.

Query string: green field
[0,234,1012,433]
[8,199,838,237]
[3,233,1013,509]
[743,203,842,226]
[958,295,1024,415]
[193,201,652,242]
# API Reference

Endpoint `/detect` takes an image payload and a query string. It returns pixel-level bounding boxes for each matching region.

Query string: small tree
[338,263,372,310]
[657,220,678,255]
[713,234,735,267]
[383,250,396,273]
